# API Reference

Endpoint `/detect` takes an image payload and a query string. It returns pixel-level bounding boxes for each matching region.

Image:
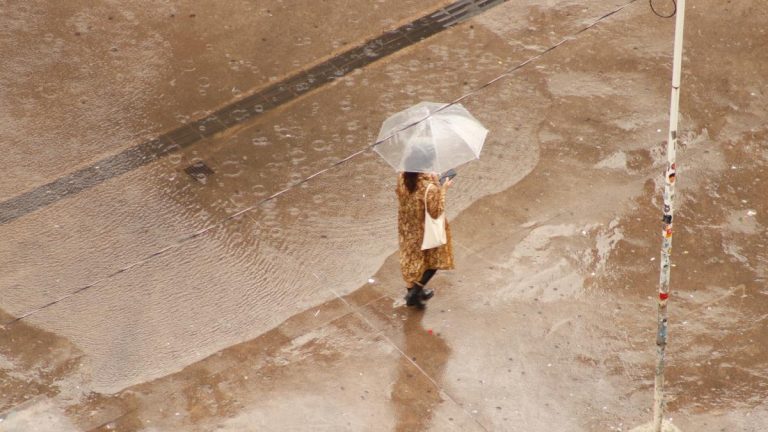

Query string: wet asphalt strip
[0,0,507,225]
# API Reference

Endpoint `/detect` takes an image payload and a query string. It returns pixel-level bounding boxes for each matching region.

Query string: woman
[396,171,454,309]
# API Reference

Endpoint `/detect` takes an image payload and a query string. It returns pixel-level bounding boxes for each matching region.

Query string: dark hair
[403,172,420,193]
[402,147,434,193]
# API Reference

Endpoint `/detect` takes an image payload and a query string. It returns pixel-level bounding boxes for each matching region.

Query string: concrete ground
[1,0,767,431]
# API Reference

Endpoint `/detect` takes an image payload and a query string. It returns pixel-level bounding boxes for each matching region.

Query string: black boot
[421,289,434,301]
[405,285,426,309]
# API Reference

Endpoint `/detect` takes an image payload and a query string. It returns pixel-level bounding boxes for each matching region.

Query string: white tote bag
[421,184,447,250]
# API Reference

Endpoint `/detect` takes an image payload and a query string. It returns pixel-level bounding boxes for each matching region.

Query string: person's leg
[405,269,439,308]
[417,269,437,287]
[405,283,426,308]
[412,269,437,302]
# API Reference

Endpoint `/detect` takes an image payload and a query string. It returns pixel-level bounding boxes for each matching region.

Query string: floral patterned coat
[396,173,455,285]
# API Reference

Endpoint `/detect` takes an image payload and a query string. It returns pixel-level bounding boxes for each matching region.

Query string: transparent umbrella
[374,102,488,173]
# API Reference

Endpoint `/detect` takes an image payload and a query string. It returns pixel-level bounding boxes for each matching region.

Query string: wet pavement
[2,0,768,431]
[0,0,505,225]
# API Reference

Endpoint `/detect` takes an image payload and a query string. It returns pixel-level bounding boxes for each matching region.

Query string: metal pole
[653,0,686,430]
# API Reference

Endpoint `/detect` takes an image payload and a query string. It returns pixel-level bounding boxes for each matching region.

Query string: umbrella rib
[428,118,441,173]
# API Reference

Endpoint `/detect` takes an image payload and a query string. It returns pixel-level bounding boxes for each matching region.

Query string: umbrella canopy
[374,102,488,173]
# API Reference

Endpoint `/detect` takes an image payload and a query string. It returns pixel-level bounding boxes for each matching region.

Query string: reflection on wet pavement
[391,310,451,431]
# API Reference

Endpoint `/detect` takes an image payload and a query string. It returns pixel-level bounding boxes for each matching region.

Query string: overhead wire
[2,0,644,328]
[649,0,677,18]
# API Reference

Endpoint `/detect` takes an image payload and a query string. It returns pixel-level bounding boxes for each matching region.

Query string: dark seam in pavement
[2,0,640,328]
[0,0,507,225]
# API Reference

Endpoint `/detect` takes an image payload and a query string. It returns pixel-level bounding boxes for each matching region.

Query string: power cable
[649,0,676,18]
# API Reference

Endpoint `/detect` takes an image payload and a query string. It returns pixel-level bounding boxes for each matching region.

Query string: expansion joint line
[245,232,490,432]
[327,285,492,432]
[2,0,641,327]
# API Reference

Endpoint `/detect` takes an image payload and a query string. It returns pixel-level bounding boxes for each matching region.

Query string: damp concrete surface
[1,0,767,431]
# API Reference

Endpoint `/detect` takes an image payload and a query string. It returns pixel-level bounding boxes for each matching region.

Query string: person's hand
[443,178,454,189]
